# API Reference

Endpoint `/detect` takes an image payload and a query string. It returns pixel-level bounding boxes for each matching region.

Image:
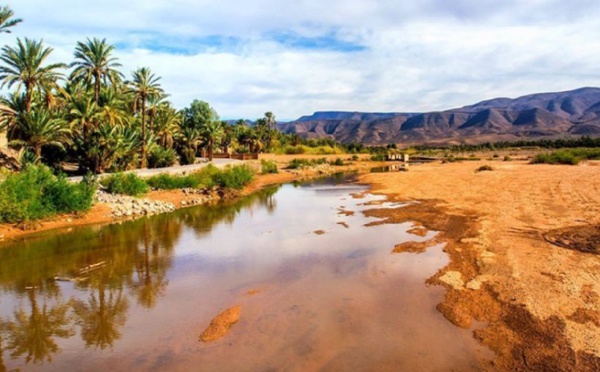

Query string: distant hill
[278,87,600,145]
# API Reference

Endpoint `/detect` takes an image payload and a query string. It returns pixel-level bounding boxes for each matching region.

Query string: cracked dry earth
[360,160,600,371]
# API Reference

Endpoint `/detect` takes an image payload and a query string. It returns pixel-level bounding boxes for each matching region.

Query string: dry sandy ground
[361,160,600,371]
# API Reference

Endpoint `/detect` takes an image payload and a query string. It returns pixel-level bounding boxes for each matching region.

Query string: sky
[5,0,600,120]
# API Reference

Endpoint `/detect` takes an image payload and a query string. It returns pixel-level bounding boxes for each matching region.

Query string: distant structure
[386,153,410,163]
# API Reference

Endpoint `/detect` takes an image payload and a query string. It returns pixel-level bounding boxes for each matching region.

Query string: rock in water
[200,305,241,342]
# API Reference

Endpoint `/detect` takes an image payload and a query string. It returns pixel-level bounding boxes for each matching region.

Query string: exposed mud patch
[392,239,440,254]
[543,225,600,254]
[362,198,600,371]
[200,306,241,342]
[313,230,326,235]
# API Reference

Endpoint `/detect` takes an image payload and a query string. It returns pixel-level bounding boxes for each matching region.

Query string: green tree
[0,38,65,112]
[200,119,224,161]
[70,38,123,104]
[9,108,70,159]
[181,99,218,131]
[127,67,163,168]
[0,6,22,33]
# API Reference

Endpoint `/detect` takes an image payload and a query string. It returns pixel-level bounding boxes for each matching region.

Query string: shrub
[503,155,512,161]
[531,151,579,165]
[101,173,149,196]
[286,158,327,169]
[189,164,220,188]
[475,165,494,172]
[283,145,306,155]
[329,158,345,166]
[148,147,178,168]
[531,148,600,165]
[261,160,278,174]
[0,165,96,223]
[179,148,197,165]
[212,165,255,190]
[370,154,386,161]
[146,173,200,190]
[351,155,359,161]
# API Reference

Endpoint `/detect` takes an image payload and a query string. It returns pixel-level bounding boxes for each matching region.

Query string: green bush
[179,148,196,165]
[286,158,327,169]
[531,148,600,165]
[0,165,96,223]
[283,145,306,155]
[261,160,278,174]
[101,172,149,196]
[148,147,178,168]
[475,165,494,172]
[329,158,345,166]
[146,173,200,190]
[370,154,386,161]
[189,164,220,188]
[212,165,255,190]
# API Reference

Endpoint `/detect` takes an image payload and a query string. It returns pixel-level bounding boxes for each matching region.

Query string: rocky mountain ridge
[278,87,600,145]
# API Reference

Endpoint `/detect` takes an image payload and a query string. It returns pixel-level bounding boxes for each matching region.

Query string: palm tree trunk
[209,137,213,161]
[35,144,41,159]
[94,71,101,104]
[141,96,147,168]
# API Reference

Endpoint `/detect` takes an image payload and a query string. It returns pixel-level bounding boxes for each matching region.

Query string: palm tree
[70,38,123,104]
[9,108,70,158]
[0,38,65,112]
[0,6,22,33]
[200,119,224,161]
[68,96,101,143]
[127,67,163,168]
[264,111,276,129]
[153,106,180,149]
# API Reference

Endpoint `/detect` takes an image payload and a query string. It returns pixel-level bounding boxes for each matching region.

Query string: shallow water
[0,178,491,371]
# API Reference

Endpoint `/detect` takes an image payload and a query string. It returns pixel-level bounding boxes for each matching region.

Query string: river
[0,175,491,371]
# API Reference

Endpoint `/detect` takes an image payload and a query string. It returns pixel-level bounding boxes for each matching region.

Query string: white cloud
[5,0,600,120]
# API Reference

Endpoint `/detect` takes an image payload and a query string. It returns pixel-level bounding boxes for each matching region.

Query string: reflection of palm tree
[71,286,129,350]
[3,289,73,365]
[129,224,171,308]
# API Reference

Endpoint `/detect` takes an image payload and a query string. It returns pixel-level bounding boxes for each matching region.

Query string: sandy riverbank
[360,159,600,370]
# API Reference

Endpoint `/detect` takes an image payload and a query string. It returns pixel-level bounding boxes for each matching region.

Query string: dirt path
[360,160,600,370]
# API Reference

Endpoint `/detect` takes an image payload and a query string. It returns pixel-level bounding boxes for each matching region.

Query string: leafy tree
[199,119,223,161]
[9,108,70,159]
[70,38,123,104]
[0,5,22,33]
[0,39,65,113]
[181,99,218,131]
[126,67,163,168]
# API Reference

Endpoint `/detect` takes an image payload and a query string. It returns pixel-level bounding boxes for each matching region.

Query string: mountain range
[277,87,600,145]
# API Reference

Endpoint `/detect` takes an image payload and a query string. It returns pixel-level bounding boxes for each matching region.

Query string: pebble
[95,190,176,218]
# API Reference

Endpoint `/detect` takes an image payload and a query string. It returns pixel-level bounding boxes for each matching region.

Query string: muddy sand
[361,160,600,371]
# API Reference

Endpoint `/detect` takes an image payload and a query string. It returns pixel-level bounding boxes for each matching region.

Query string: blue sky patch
[269,31,367,52]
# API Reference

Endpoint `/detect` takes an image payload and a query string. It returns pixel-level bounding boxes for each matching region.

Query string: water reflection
[2,288,73,365]
[0,180,489,370]
[0,185,283,367]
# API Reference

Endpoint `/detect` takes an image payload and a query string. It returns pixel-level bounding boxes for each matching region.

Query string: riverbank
[360,159,600,370]
[0,155,380,242]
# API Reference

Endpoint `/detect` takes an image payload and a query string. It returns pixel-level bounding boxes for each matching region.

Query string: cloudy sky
[6,0,600,120]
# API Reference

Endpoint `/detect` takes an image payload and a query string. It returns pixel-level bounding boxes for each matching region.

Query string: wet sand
[360,160,600,370]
